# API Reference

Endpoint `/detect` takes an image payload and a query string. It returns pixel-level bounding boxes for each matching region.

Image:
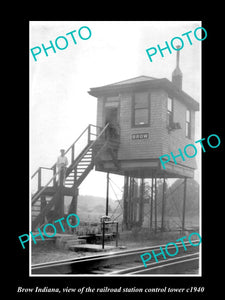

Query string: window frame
[167,97,174,129]
[132,92,150,128]
[185,109,191,139]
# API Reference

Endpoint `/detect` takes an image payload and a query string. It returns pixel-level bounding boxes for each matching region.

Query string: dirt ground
[31,230,196,265]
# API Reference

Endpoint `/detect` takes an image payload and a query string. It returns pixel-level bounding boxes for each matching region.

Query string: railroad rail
[31,240,200,275]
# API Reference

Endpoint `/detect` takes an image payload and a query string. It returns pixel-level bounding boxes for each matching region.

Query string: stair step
[80,160,92,163]
[32,207,41,211]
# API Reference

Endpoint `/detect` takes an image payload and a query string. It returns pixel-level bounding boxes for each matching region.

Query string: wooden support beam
[69,188,79,215]
[56,169,65,217]
[40,195,46,225]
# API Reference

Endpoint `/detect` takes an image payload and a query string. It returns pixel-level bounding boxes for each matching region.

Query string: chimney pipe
[172,46,183,89]
[176,46,180,67]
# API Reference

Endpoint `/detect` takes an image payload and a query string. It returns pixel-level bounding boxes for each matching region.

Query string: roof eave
[88,78,199,111]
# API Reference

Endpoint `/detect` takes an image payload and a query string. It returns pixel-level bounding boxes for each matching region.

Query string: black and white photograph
[15,18,222,298]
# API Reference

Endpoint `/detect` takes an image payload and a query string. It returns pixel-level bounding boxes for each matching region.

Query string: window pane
[167,111,173,127]
[134,109,148,125]
[186,109,190,122]
[135,92,148,108]
[167,97,173,112]
[186,122,191,138]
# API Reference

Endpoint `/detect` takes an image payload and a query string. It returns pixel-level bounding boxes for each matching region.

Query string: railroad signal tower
[88,51,199,231]
[31,51,199,234]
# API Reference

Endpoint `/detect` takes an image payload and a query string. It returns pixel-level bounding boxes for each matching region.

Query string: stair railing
[32,171,59,205]
[31,123,109,204]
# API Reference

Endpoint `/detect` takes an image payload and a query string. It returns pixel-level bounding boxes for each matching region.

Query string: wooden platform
[69,244,116,252]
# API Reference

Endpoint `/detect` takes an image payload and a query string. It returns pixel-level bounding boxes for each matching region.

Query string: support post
[154,177,157,234]
[102,220,105,249]
[87,124,91,144]
[71,144,75,163]
[38,168,41,190]
[161,177,166,232]
[59,168,64,217]
[139,178,144,226]
[106,172,109,216]
[182,177,187,231]
[40,195,46,224]
[150,176,153,231]
[129,178,134,228]
[69,188,79,215]
[116,222,119,247]
[123,175,129,230]
[133,178,138,224]
[54,168,65,218]
[53,165,57,187]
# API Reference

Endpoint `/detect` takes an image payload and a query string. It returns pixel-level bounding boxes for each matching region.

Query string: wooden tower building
[31,51,199,234]
[88,52,199,230]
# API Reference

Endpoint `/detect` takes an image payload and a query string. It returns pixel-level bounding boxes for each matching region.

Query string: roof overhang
[88,77,199,111]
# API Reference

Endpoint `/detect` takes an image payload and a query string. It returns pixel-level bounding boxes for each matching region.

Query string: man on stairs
[56,149,68,186]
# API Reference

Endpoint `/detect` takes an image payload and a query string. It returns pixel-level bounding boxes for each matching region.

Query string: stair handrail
[66,124,103,155]
[32,171,60,205]
[69,123,109,169]
[31,124,103,179]
[31,123,109,204]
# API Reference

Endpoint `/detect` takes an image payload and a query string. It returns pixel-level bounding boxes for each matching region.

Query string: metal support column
[139,178,144,226]
[129,177,134,228]
[161,177,166,232]
[102,220,105,249]
[154,177,157,234]
[123,175,129,230]
[150,176,153,232]
[106,172,109,216]
[182,177,187,231]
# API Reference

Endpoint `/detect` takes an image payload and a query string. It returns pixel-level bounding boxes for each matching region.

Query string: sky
[30,21,201,199]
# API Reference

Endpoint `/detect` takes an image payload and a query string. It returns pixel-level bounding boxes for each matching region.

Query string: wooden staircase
[31,123,120,231]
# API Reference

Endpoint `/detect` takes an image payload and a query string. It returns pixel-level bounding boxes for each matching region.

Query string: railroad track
[31,240,200,275]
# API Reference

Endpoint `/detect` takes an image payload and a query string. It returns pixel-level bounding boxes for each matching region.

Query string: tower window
[132,92,150,127]
[167,97,173,128]
[185,109,191,138]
